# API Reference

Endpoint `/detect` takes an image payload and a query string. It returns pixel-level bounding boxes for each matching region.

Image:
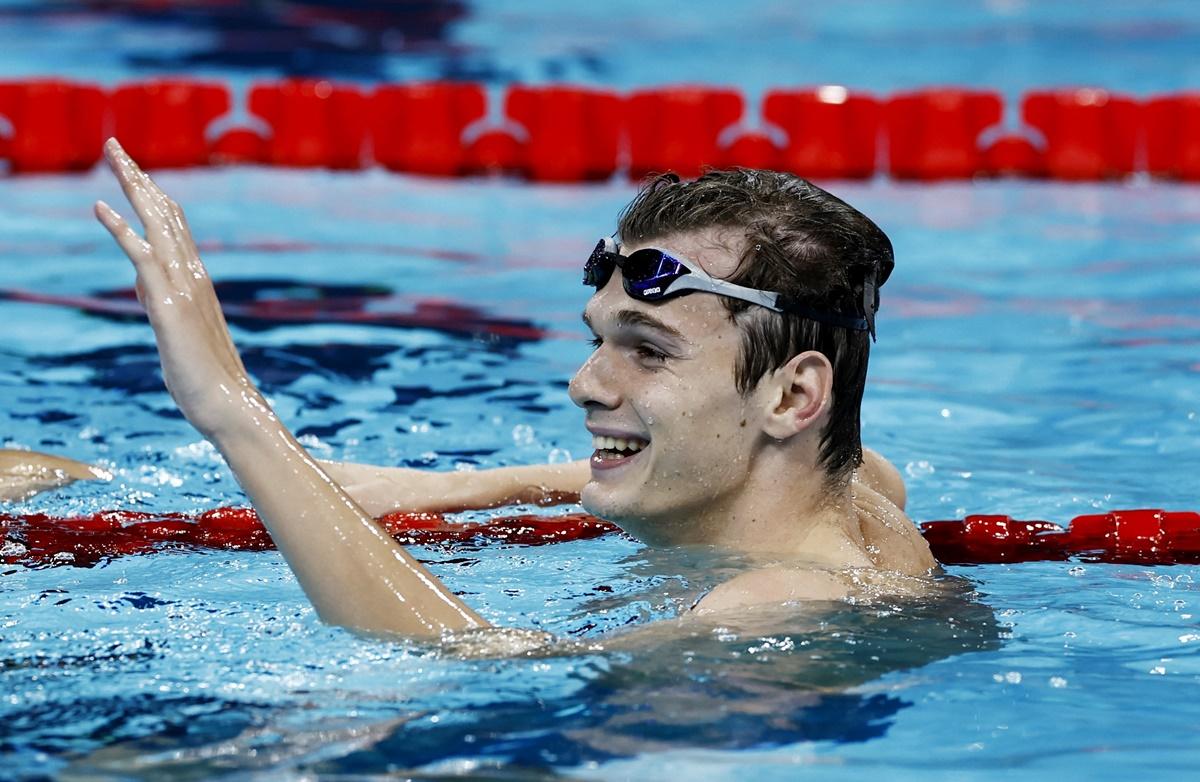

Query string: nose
[568,344,621,411]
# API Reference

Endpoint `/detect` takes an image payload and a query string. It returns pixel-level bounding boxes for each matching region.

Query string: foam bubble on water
[511,424,536,446]
[173,440,218,459]
[296,434,332,454]
[547,448,572,464]
[0,541,28,558]
[137,465,184,488]
[1049,676,1068,688]
[905,460,935,478]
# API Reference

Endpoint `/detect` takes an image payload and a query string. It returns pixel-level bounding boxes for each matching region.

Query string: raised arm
[93,139,485,638]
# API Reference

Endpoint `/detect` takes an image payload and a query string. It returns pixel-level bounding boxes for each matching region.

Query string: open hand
[94,138,261,439]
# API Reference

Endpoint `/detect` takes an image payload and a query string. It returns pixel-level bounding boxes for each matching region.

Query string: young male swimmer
[79,139,935,639]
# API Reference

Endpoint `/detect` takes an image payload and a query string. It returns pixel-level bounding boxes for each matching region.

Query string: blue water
[3,2,1200,779]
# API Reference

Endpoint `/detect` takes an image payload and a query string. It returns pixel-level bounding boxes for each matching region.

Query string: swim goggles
[583,237,874,334]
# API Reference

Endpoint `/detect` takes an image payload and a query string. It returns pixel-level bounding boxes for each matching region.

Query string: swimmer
[87,138,935,642]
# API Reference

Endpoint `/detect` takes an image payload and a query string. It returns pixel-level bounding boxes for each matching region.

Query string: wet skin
[6,140,936,645]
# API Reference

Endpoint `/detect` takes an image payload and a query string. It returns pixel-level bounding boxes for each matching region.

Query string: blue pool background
[2,1,1200,779]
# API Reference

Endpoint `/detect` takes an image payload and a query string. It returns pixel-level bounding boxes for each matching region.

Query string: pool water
[3,1,1200,779]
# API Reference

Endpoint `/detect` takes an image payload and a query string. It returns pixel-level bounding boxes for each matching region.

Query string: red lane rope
[1,79,1198,181]
[2,506,1199,568]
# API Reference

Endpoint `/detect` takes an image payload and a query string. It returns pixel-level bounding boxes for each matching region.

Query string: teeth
[592,435,647,453]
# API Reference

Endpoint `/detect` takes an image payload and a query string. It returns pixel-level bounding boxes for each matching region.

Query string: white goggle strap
[664,273,783,312]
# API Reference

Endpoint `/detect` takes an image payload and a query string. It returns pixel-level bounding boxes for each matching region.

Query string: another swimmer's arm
[94,140,486,638]
[318,459,590,516]
[855,446,906,511]
[0,449,112,502]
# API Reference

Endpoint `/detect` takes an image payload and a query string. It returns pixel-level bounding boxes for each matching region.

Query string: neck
[687,450,864,563]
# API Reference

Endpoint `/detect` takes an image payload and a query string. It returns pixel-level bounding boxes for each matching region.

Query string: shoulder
[692,566,852,615]
[850,477,938,575]
[855,447,907,510]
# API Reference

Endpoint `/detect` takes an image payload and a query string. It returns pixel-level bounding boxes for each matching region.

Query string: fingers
[102,139,164,233]
[94,200,152,266]
[97,139,249,382]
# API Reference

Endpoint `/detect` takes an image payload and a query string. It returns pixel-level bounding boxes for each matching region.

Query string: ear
[760,351,834,441]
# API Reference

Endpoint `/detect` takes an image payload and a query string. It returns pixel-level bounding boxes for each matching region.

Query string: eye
[636,344,669,363]
[588,336,603,350]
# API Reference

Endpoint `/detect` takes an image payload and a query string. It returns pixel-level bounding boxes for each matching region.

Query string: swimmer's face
[569,228,777,545]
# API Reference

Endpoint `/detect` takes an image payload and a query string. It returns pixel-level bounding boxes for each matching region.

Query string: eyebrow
[582,308,690,344]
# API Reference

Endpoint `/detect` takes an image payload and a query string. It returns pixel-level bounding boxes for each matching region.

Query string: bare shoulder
[0,449,111,502]
[693,566,853,615]
[856,447,907,510]
[692,560,940,617]
[851,476,938,576]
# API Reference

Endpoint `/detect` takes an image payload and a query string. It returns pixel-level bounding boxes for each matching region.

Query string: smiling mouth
[590,434,649,466]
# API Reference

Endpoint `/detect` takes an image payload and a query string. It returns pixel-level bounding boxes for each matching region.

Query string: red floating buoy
[505,85,624,182]
[885,88,1003,180]
[370,81,487,177]
[247,79,369,169]
[1022,89,1140,180]
[762,86,880,179]
[112,79,231,169]
[1145,92,1200,181]
[626,86,743,179]
[0,79,106,173]
[981,134,1045,178]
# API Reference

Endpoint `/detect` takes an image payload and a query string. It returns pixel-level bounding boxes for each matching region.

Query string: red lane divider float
[4,79,1200,181]
[3,507,1200,568]
[113,80,231,169]
[1145,92,1200,181]
[0,79,106,173]
[762,87,880,179]
[371,82,487,177]
[887,88,1003,180]
[921,509,1200,565]
[626,86,743,179]
[1022,89,1140,180]
[0,508,615,568]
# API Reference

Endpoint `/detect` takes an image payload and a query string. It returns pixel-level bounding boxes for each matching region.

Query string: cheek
[650,385,750,454]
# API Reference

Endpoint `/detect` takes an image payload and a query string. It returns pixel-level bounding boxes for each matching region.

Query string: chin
[580,482,623,521]
[581,483,645,530]
[581,485,679,546]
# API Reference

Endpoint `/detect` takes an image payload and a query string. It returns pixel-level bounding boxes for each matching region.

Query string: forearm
[94,140,486,640]
[211,395,486,636]
[320,458,590,516]
[0,449,111,502]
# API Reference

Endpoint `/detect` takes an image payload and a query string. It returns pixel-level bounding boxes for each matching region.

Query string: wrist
[191,382,281,448]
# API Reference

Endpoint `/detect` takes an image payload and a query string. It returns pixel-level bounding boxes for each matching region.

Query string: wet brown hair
[616,169,893,483]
